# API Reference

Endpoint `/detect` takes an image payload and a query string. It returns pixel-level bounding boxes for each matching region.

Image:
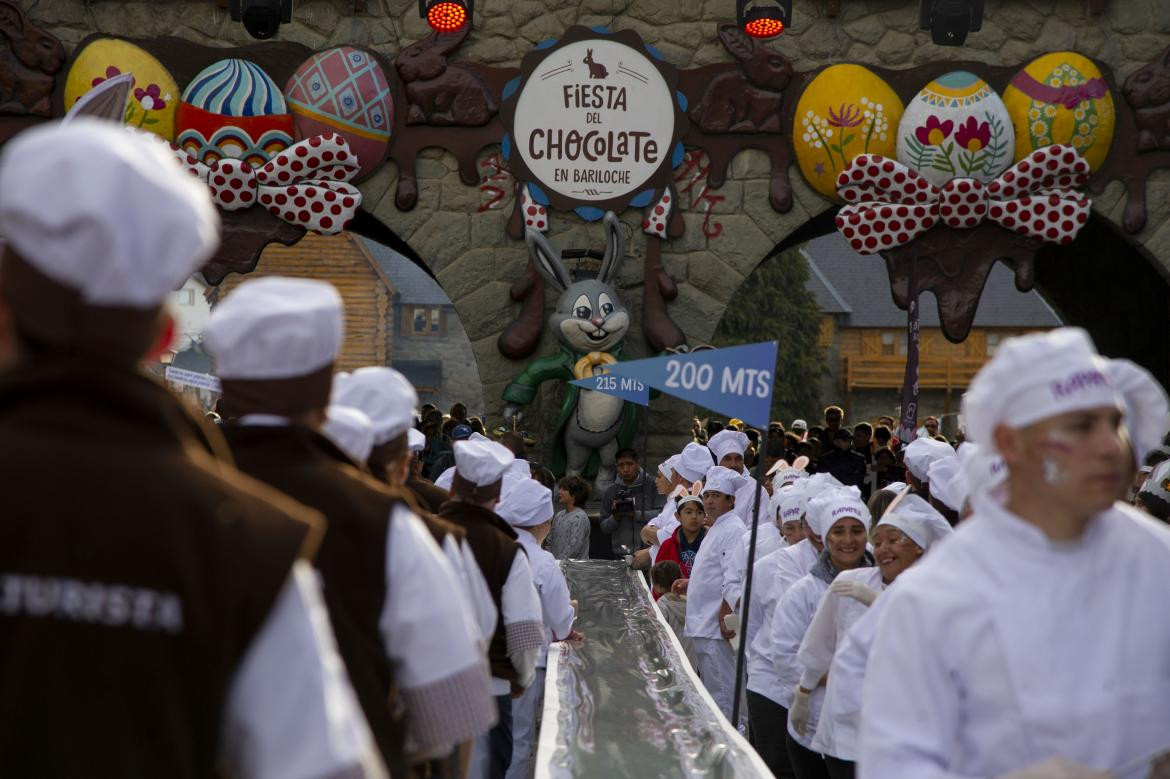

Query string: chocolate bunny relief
[502,213,638,492]
[0,1,65,117]
[394,24,497,126]
[1124,44,1170,152]
[689,23,792,134]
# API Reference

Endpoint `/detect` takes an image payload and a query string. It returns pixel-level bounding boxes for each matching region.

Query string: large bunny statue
[502,213,638,492]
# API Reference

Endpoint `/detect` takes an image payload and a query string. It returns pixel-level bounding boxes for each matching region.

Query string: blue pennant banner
[569,373,651,406]
[601,342,777,428]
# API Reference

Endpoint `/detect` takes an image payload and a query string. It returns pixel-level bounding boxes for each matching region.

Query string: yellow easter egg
[1003,51,1114,172]
[795,64,905,201]
[64,38,179,141]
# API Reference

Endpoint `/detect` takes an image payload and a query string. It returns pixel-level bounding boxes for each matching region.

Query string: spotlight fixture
[228,0,293,40]
[419,0,474,34]
[737,0,791,39]
[919,0,983,46]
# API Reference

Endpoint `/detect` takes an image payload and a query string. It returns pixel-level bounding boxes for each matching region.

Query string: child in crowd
[655,493,707,578]
[651,560,698,669]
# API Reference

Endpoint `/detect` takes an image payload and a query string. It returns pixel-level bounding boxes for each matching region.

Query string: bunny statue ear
[597,211,626,286]
[62,72,134,126]
[716,22,756,61]
[525,229,572,292]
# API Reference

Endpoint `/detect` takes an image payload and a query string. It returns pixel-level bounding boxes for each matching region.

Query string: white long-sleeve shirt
[515,530,575,667]
[647,497,678,565]
[746,538,821,705]
[767,572,830,718]
[793,567,883,751]
[222,560,387,779]
[734,475,767,527]
[380,505,496,754]
[812,590,889,761]
[860,493,1170,779]
[684,511,746,640]
[492,551,544,696]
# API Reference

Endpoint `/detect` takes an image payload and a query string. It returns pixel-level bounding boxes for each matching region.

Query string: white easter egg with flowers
[896,70,1014,188]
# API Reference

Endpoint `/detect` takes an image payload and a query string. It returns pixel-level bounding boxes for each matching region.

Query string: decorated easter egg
[285,47,393,181]
[64,38,180,141]
[795,64,904,200]
[175,59,294,168]
[896,71,1014,188]
[1003,51,1114,172]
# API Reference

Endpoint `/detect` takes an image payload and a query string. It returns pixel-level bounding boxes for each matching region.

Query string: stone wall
[24,0,1170,465]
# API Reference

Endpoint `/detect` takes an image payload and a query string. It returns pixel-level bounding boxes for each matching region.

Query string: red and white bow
[173,133,362,235]
[834,144,1091,255]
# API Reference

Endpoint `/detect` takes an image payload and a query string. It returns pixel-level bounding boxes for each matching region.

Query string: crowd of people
[4,120,1170,779]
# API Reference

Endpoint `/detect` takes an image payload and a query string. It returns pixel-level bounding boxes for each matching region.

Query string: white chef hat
[452,438,514,500]
[0,121,219,309]
[408,428,426,453]
[702,465,748,497]
[332,366,418,445]
[881,481,908,494]
[802,471,845,500]
[469,431,490,442]
[502,458,532,485]
[708,429,749,462]
[902,438,955,482]
[658,454,680,478]
[322,405,375,465]
[926,455,964,512]
[675,442,716,483]
[774,467,808,491]
[957,443,1007,500]
[962,328,1120,453]
[775,481,809,525]
[876,493,953,551]
[204,277,343,417]
[807,486,870,537]
[1105,358,1170,466]
[496,478,555,528]
[434,466,455,491]
[0,121,220,361]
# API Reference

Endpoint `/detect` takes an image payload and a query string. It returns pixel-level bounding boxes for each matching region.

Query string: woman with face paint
[768,486,874,779]
[861,328,1170,779]
[799,494,954,779]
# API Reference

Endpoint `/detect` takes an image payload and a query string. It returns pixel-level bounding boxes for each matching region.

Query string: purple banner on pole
[897,256,920,444]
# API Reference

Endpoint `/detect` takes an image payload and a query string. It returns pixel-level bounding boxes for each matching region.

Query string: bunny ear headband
[675,481,705,507]
[766,455,812,477]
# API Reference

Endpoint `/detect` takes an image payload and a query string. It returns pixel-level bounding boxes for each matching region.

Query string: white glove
[997,757,1113,779]
[829,578,879,607]
[789,687,811,737]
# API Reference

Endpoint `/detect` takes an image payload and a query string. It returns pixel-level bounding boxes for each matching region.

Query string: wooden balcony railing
[843,354,986,392]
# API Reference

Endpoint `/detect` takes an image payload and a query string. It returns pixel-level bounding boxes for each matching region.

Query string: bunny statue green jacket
[502,346,638,478]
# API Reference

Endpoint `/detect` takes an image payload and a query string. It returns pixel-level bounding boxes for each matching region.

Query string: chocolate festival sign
[500,27,689,220]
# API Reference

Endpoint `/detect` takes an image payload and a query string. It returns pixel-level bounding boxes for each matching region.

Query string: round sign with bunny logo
[501,27,687,219]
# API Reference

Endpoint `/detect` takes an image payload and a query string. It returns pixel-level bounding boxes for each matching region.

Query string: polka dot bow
[834,145,1091,255]
[173,133,362,235]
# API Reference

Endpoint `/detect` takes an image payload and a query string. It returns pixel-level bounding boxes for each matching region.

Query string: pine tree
[712,244,825,424]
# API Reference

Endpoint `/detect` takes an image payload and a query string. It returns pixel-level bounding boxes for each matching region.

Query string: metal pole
[730,445,768,727]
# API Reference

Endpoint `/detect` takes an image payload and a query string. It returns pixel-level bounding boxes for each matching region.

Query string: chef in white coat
[333,367,499,650]
[860,327,1170,779]
[683,465,748,724]
[801,494,953,779]
[708,429,770,533]
[745,478,814,777]
[496,478,578,779]
[901,436,955,503]
[770,486,873,779]
[640,454,683,565]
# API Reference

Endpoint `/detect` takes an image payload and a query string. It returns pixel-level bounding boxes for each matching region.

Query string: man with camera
[599,448,664,559]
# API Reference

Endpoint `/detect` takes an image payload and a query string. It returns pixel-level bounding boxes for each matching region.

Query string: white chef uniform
[684,466,748,722]
[862,327,1170,779]
[497,478,576,779]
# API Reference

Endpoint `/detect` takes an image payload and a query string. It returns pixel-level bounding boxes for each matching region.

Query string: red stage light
[743,14,785,37]
[426,1,467,33]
